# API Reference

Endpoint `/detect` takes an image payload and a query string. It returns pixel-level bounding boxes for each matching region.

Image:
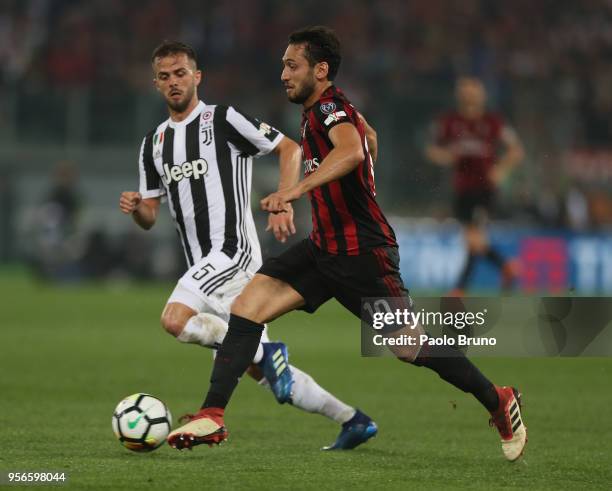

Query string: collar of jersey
[303,85,337,113]
[167,100,206,128]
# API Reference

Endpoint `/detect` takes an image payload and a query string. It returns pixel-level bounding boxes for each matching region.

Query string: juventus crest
[201,126,213,146]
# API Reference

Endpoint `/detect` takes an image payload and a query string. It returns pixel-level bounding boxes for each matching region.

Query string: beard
[287,76,316,104]
[166,86,194,113]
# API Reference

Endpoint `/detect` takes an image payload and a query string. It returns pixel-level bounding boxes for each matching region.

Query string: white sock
[266,365,355,424]
[177,313,265,364]
[252,343,264,364]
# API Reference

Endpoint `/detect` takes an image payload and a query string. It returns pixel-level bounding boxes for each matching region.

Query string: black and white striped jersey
[138,101,283,272]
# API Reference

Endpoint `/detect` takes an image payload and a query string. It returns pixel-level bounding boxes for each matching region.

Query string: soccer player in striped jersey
[426,77,525,294]
[169,28,527,461]
[119,41,374,449]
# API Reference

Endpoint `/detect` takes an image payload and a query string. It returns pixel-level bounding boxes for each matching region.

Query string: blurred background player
[29,161,82,281]
[426,77,525,294]
[119,41,373,450]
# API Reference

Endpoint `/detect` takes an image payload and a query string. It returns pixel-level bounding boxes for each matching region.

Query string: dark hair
[288,26,341,80]
[151,41,197,66]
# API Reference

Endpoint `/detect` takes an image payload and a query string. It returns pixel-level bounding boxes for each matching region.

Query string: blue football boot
[322,409,378,450]
[260,342,294,404]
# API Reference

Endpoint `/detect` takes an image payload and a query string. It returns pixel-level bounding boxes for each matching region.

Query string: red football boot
[167,407,228,450]
[489,386,527,461]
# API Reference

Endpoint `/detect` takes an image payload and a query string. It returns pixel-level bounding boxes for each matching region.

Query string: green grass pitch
[1,271,611,490]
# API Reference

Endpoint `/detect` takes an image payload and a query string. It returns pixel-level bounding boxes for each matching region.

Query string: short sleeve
[224,106,284,157]
[138,134,166,199]
[311,97,354,136]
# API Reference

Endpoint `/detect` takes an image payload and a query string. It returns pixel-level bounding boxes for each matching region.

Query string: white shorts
[167,251,269,342]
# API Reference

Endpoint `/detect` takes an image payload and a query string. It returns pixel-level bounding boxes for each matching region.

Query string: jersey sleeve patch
[323,110,347,127]
[225,106,283,157]
[313,98,353,134]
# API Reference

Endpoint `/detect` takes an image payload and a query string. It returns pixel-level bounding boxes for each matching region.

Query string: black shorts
[454,190,495,224]
[258,238,410,318]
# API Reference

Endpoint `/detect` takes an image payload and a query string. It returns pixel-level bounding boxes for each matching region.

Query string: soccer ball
[112,393,172,452]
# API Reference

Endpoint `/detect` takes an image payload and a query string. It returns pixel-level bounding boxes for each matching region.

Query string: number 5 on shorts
[191,263,216,281]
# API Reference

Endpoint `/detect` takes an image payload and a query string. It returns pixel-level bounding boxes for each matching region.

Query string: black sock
[413,343,499,412]
[202,314,264,409]
[485,247,505,269]
[457,253,476,289]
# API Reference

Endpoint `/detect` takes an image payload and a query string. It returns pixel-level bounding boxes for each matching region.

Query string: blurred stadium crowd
[1,0,611,287]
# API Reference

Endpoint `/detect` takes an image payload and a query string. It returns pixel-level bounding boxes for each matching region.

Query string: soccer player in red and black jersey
[426,77,525,293]
[168,27,527,461]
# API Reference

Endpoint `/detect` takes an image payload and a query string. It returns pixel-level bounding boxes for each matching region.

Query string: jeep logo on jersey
[162,159,208,185]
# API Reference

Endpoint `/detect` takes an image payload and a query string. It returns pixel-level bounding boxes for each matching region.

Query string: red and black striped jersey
[431,112,512,194]
[300,85,397,255]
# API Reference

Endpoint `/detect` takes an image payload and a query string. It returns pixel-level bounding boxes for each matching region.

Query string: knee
[231,293,260,322]
[160,312,186,337]
[395,345,421,364]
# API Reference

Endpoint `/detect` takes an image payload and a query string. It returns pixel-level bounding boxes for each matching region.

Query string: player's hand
[488,166,507,186]
[445,143,463,164]
[119,191,143,214]
[260,187,302,213]
[426,144,456,167]
[266,204,296,243]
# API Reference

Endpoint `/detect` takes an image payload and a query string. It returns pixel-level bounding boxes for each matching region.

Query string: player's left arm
[261,122,363,212]
[357,112,378,165]
[272,136,301,192]
[224,106,299,242]
[267,136,300,242]
[490,125,525,185]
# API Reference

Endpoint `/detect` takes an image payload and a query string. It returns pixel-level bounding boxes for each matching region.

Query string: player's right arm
[261,122,364,212]
[425,144,455,166]
[261,98,368,212]
[425,118,455,167]
[119,192,160,230]
[121,133,166,230]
